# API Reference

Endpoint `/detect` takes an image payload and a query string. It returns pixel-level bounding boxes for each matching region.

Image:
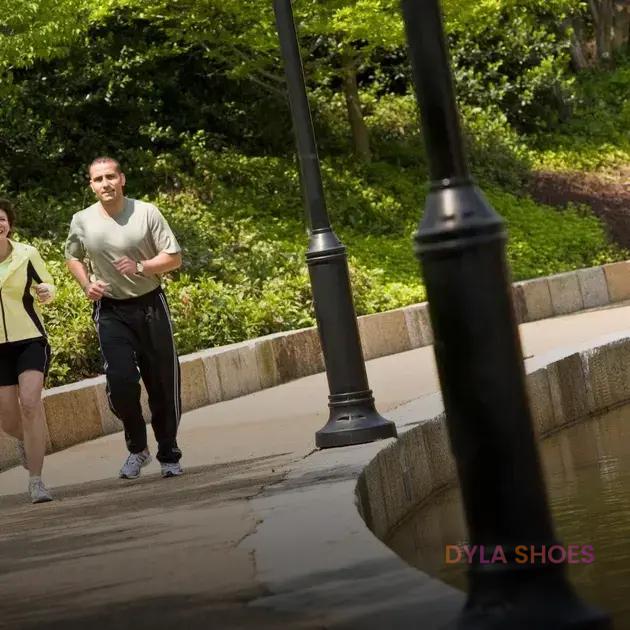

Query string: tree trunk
[613,1,630,53]
[590,0,615,63]
[564,16,590,70]
[341,50,371,164]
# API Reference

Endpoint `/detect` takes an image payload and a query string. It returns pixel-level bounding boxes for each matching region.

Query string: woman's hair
[0,198,15,236]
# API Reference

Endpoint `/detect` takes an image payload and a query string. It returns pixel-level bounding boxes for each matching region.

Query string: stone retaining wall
[1,260,630,471]
[355,332,630,542]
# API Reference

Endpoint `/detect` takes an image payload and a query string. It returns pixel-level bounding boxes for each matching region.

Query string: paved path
[1,302,630,629]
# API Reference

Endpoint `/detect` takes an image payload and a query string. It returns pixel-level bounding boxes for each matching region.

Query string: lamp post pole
[273,0,397,448]
[400,0,610,627]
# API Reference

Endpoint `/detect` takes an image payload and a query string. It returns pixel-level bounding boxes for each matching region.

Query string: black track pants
[93,287,182,463]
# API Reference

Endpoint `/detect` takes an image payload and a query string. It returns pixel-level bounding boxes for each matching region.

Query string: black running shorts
[0,337,51,386]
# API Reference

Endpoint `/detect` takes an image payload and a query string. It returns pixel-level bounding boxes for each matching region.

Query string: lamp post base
[453,603,610,630]
[451,568,611,630]
[315,390,397,448]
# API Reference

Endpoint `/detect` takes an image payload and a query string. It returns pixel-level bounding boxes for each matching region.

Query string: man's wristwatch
[136,261,144,274]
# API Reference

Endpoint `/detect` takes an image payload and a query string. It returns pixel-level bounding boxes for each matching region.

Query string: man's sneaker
[119,450,152,479]
[17,440,27,469]
[161,462,183,478]
[29,478,53,504]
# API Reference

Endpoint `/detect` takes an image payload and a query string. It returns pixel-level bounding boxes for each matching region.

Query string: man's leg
[138,293,182,465]
[96,309,147,455]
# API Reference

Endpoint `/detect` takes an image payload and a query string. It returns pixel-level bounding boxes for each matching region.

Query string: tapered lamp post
[400,0,611,627]
[273,0,397,448]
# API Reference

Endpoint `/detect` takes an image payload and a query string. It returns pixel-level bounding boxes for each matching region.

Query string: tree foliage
[1,0,628,386]
[0,0,89,70]
[0,0,627,188]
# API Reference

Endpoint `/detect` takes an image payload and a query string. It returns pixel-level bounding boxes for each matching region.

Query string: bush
[447,0,577,133]
[487,188,627,279]
[530,61,630,171]
[461,105,533,190]
[363,92,533,191]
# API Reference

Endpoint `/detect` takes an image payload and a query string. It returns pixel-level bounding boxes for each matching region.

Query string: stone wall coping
[357,330,630,542]
[525,329,630,372]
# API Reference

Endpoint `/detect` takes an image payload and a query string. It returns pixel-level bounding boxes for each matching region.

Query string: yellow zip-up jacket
[0,240,55,344]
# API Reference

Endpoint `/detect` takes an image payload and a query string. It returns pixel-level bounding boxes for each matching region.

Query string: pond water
[386,405,630,627]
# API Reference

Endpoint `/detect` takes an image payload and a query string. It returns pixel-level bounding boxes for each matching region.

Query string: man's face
[89,161,126,205]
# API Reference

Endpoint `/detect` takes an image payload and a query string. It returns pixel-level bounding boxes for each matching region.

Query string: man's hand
[83,280,110,301]
[113,256,138,276]
[34,283,54,304]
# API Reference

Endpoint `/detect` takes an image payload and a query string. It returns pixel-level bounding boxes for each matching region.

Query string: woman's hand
[35,283,54,304]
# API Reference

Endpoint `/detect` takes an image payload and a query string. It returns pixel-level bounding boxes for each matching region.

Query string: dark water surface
[386,405,630,627]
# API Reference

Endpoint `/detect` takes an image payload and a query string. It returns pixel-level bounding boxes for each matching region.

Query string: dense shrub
[446,0,577,133]
[530,62,630,170]
[487,188,625,280]
[359,92,532,191]
[461,105,533,190]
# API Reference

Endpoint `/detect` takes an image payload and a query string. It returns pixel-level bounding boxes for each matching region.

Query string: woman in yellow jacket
[0,199,55,503]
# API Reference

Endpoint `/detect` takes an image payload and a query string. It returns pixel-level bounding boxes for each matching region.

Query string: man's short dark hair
[0,198,15,236]
[88,156,122,177]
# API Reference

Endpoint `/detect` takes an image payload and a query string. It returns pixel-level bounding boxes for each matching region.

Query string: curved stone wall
[1,260,630,471]
[234,331,630,627]
[355,332,630,543]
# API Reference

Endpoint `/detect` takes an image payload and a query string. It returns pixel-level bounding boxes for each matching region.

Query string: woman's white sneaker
[119,450,152,479]
[29,479,53,504]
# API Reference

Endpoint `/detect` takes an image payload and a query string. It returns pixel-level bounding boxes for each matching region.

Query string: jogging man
[65,156,183,479]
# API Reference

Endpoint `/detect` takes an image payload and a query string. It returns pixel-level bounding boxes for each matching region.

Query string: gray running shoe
[29,479,53,504]
[160,462,183,478]
[119,450,152,479]
[17,440,27,469]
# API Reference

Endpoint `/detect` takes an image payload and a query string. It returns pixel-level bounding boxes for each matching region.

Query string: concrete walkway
[2,302,630,629]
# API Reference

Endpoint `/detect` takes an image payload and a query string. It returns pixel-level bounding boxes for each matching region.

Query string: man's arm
[112,251,182,276]
[66,259,90,291]
[66,259,109,301]
[141,251,182,275]
[65,215,108,301]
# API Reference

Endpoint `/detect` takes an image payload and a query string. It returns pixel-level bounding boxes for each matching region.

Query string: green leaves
[447,0,578,132]
[531,63,630,170]
[295,0,403,48]
[0,0,90,70]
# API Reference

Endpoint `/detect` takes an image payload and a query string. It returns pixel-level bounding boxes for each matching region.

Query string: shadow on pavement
[2,592,327,630]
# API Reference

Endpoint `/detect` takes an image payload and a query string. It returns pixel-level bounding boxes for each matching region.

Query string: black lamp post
[400,0,611,627]
[273,0,397,449]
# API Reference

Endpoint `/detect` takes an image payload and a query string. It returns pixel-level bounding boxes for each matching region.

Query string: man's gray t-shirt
[64,198,181,299]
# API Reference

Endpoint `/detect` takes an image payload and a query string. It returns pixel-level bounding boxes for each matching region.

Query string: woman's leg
[17,370,46,476]
[0,385,22,440]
